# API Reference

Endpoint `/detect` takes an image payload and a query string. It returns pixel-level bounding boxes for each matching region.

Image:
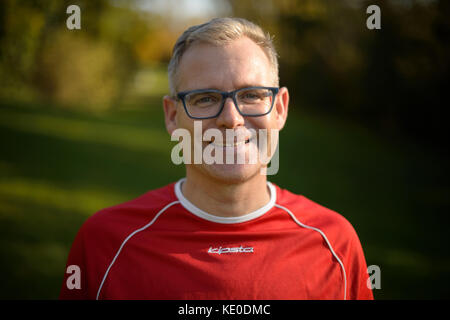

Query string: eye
[242,92,259,100]
[188,93,220,107]
[197,96,215,103]
[238,89,269,103]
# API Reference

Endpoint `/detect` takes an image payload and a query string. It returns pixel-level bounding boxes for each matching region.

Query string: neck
[181,169,270,218]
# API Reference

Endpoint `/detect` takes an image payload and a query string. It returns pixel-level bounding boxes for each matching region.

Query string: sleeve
[345,231,374,300]
[59,225,91,300]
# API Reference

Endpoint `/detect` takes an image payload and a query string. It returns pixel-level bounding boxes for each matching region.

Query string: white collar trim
[174,178,276,224]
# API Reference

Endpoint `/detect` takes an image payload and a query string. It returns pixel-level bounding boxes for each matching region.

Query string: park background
[0,0,449,299]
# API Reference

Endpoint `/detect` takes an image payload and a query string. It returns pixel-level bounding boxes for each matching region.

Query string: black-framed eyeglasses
[176,86,279,120]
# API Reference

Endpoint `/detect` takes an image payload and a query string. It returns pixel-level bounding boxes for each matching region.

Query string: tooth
[212,140,246,147]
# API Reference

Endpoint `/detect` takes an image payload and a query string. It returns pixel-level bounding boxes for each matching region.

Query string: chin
[201,163,263,184]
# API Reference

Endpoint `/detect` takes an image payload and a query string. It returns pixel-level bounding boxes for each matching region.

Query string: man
[60,17,373,300]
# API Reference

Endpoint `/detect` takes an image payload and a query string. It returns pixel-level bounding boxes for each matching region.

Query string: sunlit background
[0,0,449,299]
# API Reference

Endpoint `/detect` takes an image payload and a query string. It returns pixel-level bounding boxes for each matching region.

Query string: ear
[163,95,178,135]
[274,86,289,130]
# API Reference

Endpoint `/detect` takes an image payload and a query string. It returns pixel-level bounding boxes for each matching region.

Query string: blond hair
[168,17,279,96]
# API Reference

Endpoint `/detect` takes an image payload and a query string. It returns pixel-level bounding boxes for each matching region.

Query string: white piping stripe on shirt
[95,200,180,300]
[274,203,348,300]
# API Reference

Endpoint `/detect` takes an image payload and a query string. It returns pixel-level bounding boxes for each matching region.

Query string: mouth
[210,137,252,148]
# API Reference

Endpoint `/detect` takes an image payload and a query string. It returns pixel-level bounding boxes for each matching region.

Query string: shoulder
[273,183,359,251]
[80,182,179,240]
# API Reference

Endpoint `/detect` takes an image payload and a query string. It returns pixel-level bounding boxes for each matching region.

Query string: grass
[0,98,449,299]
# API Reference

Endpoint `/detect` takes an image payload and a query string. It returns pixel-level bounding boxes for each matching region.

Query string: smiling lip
[210,137,253,148]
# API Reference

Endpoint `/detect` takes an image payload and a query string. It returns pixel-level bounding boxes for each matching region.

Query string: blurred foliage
[36,31,122,109]
[0,0,177,109]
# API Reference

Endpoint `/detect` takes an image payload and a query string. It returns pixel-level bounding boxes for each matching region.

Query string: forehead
[177,37,273,92]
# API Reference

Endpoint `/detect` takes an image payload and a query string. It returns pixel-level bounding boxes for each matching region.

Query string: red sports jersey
[59,179,373,300]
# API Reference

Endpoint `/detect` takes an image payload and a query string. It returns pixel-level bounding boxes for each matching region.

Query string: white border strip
[274,203,347,300]
[174,178,276,224]
[95,200,180,300]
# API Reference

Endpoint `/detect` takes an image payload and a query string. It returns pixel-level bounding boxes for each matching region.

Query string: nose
[215,97,245,129]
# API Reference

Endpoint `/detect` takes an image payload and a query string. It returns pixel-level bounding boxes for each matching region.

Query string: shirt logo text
[208,245,254,255]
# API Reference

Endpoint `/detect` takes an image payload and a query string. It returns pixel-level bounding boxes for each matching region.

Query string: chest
[98,228,344,299]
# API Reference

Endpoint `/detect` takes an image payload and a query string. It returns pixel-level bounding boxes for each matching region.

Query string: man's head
[163,17,289,184]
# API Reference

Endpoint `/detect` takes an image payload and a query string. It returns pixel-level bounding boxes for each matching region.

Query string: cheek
[176,116,218,143]
[246,114,277,131]
[248,117,279,152]
[176,111,198,133]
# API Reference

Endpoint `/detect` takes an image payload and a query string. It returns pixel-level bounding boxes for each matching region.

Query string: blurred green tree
[0,0,175,110]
